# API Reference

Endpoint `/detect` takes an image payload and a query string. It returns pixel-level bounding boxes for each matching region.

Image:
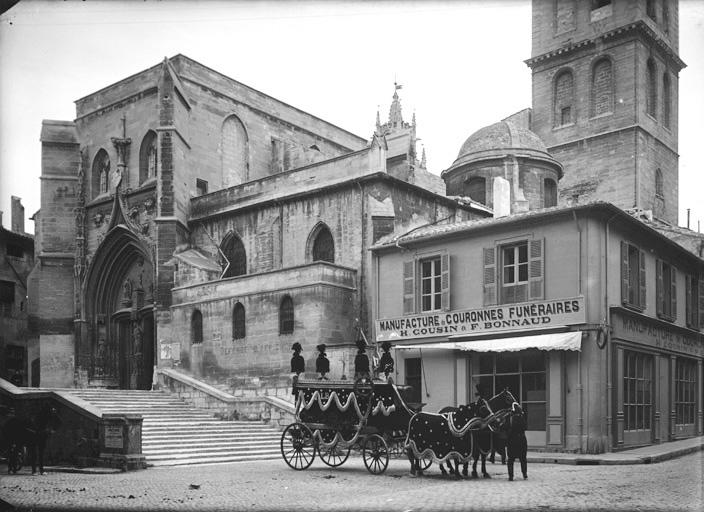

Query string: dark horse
[1,404,61,475]
[406,388,517,477]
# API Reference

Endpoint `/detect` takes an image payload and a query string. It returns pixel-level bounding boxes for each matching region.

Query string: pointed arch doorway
[84,226,155,389]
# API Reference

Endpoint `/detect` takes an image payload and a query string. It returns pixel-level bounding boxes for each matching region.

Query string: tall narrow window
[554,69,574,127]
[279,295,294,334]
[675,359,696,427]
[655,169,664,198]
[465,177,487,205]
[221,232,247,278]
[232,302,245,340]
[311,225,335,263]
[222,115,249,188]
[592,57,613,116]
[139,131,158,184]
[646,0,657,21]
[501,243,529,304]
[623,351,653,431]
[685,275,700,329]
[196,178,208,196]
[191,310,203,344]
[662,1,670,34]
[544,178,557,208]
[420,257,442,312]
[621,242,646,310]
[646,59,657,118]
[662,73,672,128]
[656,259,676,321]
[92,149,111,197]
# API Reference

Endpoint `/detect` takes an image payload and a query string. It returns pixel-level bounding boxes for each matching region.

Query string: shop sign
[375,296,585,342]
[104,425,123,449]
[612,311,704,357]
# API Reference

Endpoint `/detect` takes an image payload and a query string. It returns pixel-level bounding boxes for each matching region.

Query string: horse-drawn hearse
[280,375,520,477]
[280,376,426,474]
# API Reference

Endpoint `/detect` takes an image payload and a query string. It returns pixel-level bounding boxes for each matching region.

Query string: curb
[527,442,704,465]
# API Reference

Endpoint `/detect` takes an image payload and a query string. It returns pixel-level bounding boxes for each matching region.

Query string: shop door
[622,351,653,445]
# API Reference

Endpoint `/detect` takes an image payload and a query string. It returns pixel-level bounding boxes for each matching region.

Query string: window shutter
[403,260,416,315]
[483,247,497,306]
[685,275,693,328]
[656,259,663,317]
[441,253,450,311]
[528,238,545,300]
[621,241,630,305]
[698,277,704,330]
[639,249,647,310]
[670,265,677,320]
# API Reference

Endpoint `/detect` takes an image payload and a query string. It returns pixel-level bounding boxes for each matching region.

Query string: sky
[1,0,703,233]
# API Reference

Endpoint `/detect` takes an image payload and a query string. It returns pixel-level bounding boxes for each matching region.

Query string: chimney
[11,196,25,233]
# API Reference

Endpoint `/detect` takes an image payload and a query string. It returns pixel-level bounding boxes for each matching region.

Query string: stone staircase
[65,389,283,466]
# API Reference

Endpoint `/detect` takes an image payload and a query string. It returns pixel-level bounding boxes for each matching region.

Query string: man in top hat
[377,341,394,381]
[354,338,370,380]
[506,402,528,481]
[290,342,305,376]
[316,344,330,380]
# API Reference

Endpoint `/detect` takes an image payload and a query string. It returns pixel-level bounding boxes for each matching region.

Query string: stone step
[143,436,280,447]
[143,441,279,453]
[148,452,281,466]
[144,431,280,441]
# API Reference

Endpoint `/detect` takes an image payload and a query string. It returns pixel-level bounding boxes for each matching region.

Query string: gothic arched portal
[82,226,155,389]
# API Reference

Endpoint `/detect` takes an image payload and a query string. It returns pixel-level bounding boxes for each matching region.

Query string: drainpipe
[573,211,584,451]
[604,213,619,452]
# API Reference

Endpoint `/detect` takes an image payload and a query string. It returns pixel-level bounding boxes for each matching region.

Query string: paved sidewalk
[527,435,704,465]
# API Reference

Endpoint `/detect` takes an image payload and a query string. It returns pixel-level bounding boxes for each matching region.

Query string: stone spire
[388,83,404,128]
[420,147,427,169]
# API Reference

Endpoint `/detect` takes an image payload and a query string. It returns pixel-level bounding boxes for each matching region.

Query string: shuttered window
[492,239,544,305]
[402,253,450,314]
[656,259,676,321]
[685,275,704,330]
[621,242,646,311]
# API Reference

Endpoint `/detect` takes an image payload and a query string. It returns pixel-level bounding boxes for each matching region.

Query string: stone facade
[527,0,684,224]
[30,55,487,391]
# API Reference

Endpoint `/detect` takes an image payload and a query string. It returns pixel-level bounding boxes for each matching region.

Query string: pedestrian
[315,344,329,380]
[354,338,370,380]
[377,341,394,381]
[506,402,528,481]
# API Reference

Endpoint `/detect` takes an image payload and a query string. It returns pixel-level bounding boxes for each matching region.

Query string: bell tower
[527,0,685,224]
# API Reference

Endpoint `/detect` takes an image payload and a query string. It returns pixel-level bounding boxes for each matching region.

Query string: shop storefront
[611,307,704,447]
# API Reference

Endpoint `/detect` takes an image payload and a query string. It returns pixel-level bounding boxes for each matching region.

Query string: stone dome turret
[444,120,561,175]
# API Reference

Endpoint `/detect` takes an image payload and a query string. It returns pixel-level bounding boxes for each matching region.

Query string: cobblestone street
[1,452,702,512]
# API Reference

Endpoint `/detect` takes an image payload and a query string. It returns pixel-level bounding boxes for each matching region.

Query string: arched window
[544,178,558,208]
[191,310,203,344]
[465,177,487,205]
[591,57,613,116]
[655,169,664,198]
[232,302,245,340]
[221,232,247,278]
[279,295,294,335]
[139,131,158,184]
[662,73,671,128]
[662,1,670,34]
[311,225,335,263]
[646,59,657,118]
[222,115,249,188]
[554,69,574,127]
[92,149,110,198]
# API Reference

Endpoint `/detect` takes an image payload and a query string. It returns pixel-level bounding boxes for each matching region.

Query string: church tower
[527,0,685,224]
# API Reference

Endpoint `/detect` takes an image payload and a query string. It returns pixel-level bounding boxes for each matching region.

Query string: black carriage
[280,377,424,474]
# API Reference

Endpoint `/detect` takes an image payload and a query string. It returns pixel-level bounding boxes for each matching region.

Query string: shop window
[623,351,653,431]
[675,358,696,426]
[402,253,450,314]
[232,302,245,340]
[221,232,247,278]
[474,350,546,431]
[620,242,646,311]
[656,259,676,321]
[404,358,422,404]
[685,275,704,330]
[191,310,203,344]
[544,178,557,208]
[311,224,335,263]
[279,295,294,335]
[483,240,544,306]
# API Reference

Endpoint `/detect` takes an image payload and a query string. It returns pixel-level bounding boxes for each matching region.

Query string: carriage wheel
[362,434,389,474]
[318,443,351,467]
[280,423,316,470]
